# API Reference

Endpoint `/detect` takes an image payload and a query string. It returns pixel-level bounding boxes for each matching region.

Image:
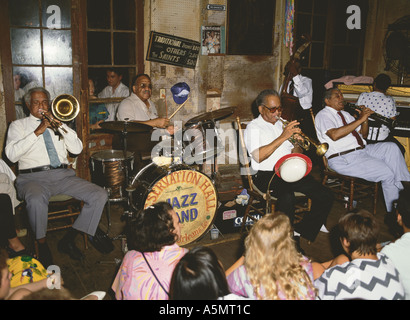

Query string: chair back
[366,120,382,142]
[236,116,254,192]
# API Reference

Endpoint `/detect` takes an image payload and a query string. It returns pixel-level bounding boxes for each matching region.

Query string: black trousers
[0,194,17,246]
[254,171,334,242]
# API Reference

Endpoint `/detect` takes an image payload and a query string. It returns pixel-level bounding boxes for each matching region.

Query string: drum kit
[90,107,236,246]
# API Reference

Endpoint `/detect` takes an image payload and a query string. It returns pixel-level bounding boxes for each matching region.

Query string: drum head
[91,149,134,161]
[141,168,218,246]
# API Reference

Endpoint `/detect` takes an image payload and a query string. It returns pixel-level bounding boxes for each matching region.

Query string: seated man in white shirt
[5,87,108,267]
[315,88,410,229]
[116,74,174,171]
[98,68,130,121]
[244,89,333,244]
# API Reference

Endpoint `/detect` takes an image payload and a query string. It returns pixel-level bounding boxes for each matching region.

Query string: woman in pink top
[112,202,187,300]
[226,213,317,300]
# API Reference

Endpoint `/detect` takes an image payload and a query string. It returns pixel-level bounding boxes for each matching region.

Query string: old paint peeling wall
[146,0,202,125]
[145,0,286,125]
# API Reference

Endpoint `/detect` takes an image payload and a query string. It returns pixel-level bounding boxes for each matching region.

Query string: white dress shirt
[280,74,313,110]
[244,115,294,172]
[315,106,367,158]
[116,93,158,121]
[5,114,83,170]
[98,82,130,121]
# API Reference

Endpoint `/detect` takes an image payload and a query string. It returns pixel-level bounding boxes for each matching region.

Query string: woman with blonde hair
[226,213,316,300]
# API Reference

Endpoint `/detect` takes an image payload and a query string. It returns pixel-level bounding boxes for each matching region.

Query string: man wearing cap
[244,89,333,244]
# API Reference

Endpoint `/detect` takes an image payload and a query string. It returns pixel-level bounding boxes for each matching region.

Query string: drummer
[117,74,174,135]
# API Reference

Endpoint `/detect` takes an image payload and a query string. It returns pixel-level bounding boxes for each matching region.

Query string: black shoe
[58,238,84,261]
[88,227,114,254]
[38,242,54,267]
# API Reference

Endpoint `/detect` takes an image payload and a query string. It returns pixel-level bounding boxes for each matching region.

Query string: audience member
[170,246,246,300]
[0,194,27,257]
[226,213,317,300]
[313,210,405,300]
[14,73,26,119]
[381,188,410,299]
[22,287,106,300]
[0,248,53,300]
[112,202,187,300]
[88,79,109,130]
[0,159,26,257]
[98,68,130,121]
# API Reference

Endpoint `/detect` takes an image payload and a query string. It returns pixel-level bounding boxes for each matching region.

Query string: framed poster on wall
[201,26,225,55]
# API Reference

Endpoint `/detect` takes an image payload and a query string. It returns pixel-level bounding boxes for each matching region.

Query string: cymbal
[100,121,152,133]
[185,107,237,126]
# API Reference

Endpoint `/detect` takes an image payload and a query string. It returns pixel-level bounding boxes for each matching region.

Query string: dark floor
[15,163,395,300]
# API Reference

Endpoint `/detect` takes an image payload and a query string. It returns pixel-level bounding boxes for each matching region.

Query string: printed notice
[146,31,200,69]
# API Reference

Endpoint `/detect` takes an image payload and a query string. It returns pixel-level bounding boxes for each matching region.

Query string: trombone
[41,94,80,134]
[275,116,329,156]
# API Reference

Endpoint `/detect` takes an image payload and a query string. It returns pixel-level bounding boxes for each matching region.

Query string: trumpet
[275,116,329,156]
[344,102,395,128]
[41,94,80,134]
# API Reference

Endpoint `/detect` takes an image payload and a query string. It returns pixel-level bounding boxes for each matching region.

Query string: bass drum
[129,162,218,246]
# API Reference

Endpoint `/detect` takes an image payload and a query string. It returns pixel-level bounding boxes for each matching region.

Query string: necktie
[337,111,364,147]
[289,80,295,95]
[43,129,61,168]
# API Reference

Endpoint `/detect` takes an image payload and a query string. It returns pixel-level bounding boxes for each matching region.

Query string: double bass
[280,35,312,122]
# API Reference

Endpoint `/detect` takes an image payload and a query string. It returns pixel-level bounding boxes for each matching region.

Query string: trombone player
[5,87,108,267]
[244,89,333,245]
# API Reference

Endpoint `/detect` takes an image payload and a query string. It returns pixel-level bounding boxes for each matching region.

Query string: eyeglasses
[138,83,153,90]
[32,100,49,107]
[262,104,282,113]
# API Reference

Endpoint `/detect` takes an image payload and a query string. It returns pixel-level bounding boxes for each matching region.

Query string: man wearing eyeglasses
[5,87,108,267]
[244,89,333,245]
[117,74,172,131]
[116,74,174,171]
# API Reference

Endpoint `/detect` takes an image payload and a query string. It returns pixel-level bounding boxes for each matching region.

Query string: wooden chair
[236,117,311,233]
[322,157,379,215]
[34,194,88,258]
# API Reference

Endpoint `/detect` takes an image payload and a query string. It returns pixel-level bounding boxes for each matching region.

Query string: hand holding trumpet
[276,116,329,156]
[280,119,302,142]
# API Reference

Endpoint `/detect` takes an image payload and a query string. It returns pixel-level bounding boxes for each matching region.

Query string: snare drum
[129,162,218,246]
[91,149,134,201]
[183,121,224,165]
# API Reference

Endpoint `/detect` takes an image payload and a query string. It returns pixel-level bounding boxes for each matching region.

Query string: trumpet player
[244,89,333,245]
[315,88,410,234]
[5,87,108,267]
